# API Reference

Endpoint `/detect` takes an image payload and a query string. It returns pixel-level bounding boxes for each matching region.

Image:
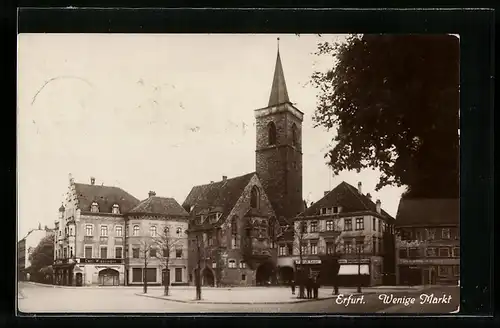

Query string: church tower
[255,44,304,223]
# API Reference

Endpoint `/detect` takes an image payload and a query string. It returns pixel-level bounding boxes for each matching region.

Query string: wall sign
[338,259,370,264]
[80,258,123,264]
[294,259,321,265]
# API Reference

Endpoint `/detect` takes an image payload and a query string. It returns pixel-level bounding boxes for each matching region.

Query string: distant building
[53,175,188,286]
[395,198,460,285]
[18,227,54,280]
[277,181,396,287]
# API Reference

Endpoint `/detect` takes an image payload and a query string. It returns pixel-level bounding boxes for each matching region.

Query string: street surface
[18,282,459,314]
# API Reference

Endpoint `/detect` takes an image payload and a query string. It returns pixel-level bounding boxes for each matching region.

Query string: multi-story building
[18,226,54,280]
[53,175,188,286]
[395,198,460,286]
[276,181,396,287]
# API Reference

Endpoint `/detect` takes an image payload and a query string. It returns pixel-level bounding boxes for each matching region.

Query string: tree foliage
[311,34,459,198]
[29,234,54,270]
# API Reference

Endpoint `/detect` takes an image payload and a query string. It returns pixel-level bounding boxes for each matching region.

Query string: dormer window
[333,206,339,214]
[91,202,99,213]
[112,204,120,214]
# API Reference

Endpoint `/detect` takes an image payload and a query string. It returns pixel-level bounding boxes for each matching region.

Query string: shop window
[132,268,142,282]
[145,268,156,282]
[175,268,182,282]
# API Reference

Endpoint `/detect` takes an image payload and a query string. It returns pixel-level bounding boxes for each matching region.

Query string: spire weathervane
[277,37,280,52]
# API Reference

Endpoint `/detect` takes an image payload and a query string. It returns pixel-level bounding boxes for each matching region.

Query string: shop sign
[80,258,123,264]
[294,259,321,265]
[338,259,370,264]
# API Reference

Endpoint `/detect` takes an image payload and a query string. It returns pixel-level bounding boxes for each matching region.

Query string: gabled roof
[299,181,393,219]
[129,196,189,217]
[74,183,140,214]
[182,172,255,223]
[395,198,459,227]
[268,50,290,107]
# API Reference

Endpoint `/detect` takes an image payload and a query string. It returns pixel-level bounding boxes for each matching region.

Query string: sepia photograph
[17,33,460,314]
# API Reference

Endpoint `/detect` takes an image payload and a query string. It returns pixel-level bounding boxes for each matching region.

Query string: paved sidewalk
[136,287,371,304]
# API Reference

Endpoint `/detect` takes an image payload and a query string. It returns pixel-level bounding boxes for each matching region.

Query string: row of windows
[131,267,183,283]
[279,238,384,256]
[400,228,458,241]
[131,247,183,259]
[399,246,460,258]
[84,246,123,259]
[84,224,184,237]
[299,217,387,233]
[438,265,460,277]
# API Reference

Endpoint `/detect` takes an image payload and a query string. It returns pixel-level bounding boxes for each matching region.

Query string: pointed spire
[268,39,290,107]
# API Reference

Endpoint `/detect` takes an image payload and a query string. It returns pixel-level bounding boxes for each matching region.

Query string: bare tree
[139,239,154,294]
[153,226,186,296]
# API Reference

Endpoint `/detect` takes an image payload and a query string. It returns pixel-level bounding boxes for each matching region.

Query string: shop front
[78,258,125,286]
[336,258,371,287]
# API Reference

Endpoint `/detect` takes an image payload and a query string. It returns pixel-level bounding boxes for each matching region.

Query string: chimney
[222,176,227,181]
[366,193,372,200]
[148,191,156,198]
[376,199,381,214]
[324,191,329,196]
[357,182,362,194]
[90,177,95,185]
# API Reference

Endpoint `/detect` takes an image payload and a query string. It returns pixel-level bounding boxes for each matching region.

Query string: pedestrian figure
[313,277,319,299]
[306,276,313,299]
[290,279,296,295]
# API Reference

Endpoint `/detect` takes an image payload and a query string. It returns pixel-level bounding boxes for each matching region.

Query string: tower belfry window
[268,122,277,145]
[291,123,298,147]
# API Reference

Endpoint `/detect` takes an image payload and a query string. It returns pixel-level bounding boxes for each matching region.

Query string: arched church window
[291,123,298,147]
[250,186,259,209]
[268,122,277,145]
[231,216,238,235]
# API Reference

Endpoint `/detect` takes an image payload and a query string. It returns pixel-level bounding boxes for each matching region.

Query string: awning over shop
[277,257,296,268]
[338,264,369,275]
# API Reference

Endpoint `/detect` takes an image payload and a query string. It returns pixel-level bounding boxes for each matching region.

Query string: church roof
[182,172,255,223]
[129,196,189,217]
[74,183,140,214]
[268,50,290,107]
[299,181,394,220]
[395,198,459,227]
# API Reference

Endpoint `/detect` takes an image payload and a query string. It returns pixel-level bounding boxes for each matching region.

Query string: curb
[135,292,376,305]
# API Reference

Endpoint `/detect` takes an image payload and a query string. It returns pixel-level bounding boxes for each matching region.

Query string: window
[333,206,339,214]
[175,268,182,282]
[426,247,437,257]
[150,226,157,237]
[453,265,460,276]
[452,247,460,257]
[355,239,364,253]
[373,218,377,231]
[132,268,142,282]
[231,236,238,249]
[310,221,318,232]
[100,247,107,259]
[300,221,307,234]
[438,248,450,257]
[150,248,157,258]
[239,261,246,269]
[145,268,156,282]
[250,186,259,209]
[112,204,120,214]
[279,245,286,256]
[241,274,246,281]
[268,121,277,145]
[287,243,293,255]
[91,201,99,213]
[399,248,408,259]
[85,246,92,258]
[212,261,217,268]
[355,218,364,231]
[427,228,436,240]
[163,248,169,257]
[115,226,123,237]
[408,247,420,258]
[86,225,93,236]
[344,219,353,231]
[132,247,139,258]
[231,217,238,234]
[300,243,308,255]
[310,243,318,255]
[176,227,182,236]
[133,225,140,236]
[176,248,183,259]
[115,247,122,258]
[228,259,236,268]
[372,238,377,254]
[344,240,353,254]
[326,220,334,231]
[438,266,451,277]
[100,225,108,236]
[326,242,334,254]
[291,123,298,147]
[441,228,451,239]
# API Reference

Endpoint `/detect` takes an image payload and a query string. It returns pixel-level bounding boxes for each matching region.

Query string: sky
[17,33,406,240]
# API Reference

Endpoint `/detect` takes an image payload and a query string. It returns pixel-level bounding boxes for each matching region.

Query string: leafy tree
[29,234,54,270]
[311,34,459,198]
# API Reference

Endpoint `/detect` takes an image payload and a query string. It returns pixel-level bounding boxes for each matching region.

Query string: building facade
[53,176,189,286]
[276,182,396,287]
[18,227,54,280]
[395,199,460,286]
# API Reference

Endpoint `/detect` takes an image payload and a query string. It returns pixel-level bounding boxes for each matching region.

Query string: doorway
[202,267,215,286]
[256,262,274,286]
[98,268,120,286]
[75,273,83,286]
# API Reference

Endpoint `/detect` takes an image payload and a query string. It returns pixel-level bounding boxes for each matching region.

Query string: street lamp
[356,235,364,293]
